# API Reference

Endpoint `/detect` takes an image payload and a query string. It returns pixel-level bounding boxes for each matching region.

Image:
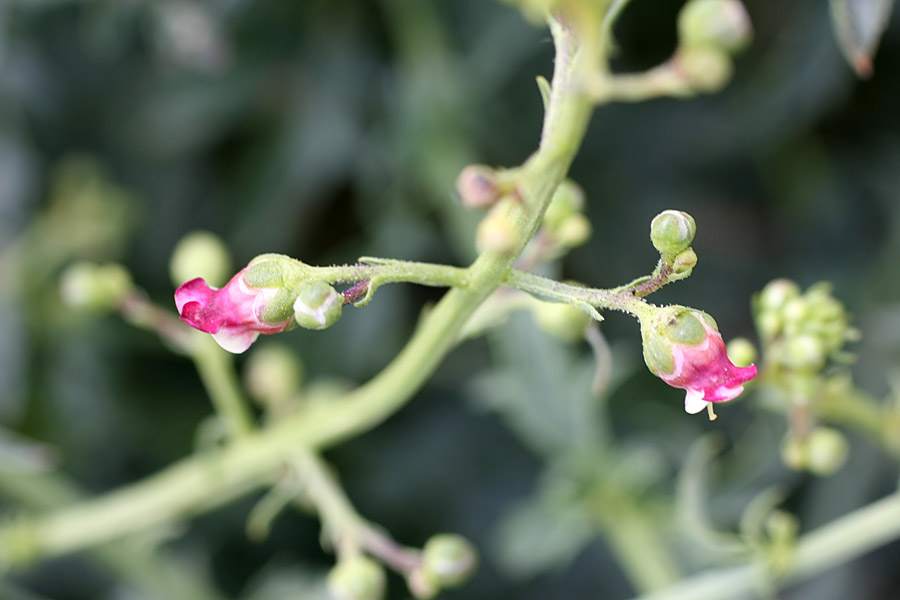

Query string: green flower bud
[60,262,133,312]
[169,231,232,288]
[456,165,500,209]
[421,534,478,589]
[671,248,698,276]
[782,334,825,371]
[243,343,304,408]
[676,47,734,93]
[726,337,757,367]
[650,210,696,260]
[756,311,782,343]
[476,209,518,255]
[805,427,848,476]
[758,279,801,313]
[294,281,342,330]
[327,557,385,600]
[780,434,807,470]
[556,214,592,248]
[678,0,752,53]
[532,301,591,342]
[406,567,439,600]
[544,180,586,230]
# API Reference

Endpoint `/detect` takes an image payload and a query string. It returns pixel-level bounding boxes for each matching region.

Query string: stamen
[707,403,718,421]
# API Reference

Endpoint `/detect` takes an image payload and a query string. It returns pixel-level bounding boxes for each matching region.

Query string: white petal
[684,388,708,414]
[212,328,259,353]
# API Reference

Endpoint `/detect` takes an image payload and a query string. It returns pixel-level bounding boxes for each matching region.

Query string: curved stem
[0,13,597,568]
[629,492,900,600]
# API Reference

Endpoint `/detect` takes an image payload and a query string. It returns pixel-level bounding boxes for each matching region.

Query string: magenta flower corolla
[642,306,757,415]
[175,267,293,353]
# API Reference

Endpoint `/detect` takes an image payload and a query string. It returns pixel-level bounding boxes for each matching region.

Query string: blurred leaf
[828,0,895,77]
[491,489,596,578]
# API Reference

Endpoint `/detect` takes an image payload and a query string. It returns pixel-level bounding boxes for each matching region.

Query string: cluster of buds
[650,209,698,280]
[174,253,344,353]
[640,305,757,417]
[674,0,752,92]
[540,180,592,252]
[754,280,857,373]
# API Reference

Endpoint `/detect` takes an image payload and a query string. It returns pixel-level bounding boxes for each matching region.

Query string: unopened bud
[726,337,757,367]
[780,433,807,470]
[293,281,342,330]
[676,47,733,93]
[170,231,232,288]
[476,210,518,255]
[243,343,304,407]
[327,557,385,600]
[544,180,586,230]
[805,427,848,476]
[532,301,591,342]
[782,334,825,371]
[678,0,752,53]
[672,248,698,275]
[406,567,439,600]
[555,214,592,248]
[758,279,801,313]
[421,534,478,589]
[456,165,500,208]
[650,210,696,260]
[60,262,133,312]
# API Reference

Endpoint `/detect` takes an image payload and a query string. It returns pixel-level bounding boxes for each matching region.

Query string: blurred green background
[2,0,900,599]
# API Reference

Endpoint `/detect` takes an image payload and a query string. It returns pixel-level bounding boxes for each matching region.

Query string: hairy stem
[0,13,596,567]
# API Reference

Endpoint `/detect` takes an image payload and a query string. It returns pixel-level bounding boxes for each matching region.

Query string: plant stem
[603,509,682,593]
[0,13,596,567]
[628,492,900,600]
[191,336,256,439]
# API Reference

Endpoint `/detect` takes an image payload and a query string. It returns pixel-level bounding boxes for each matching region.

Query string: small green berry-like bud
[60,262,133,312]
[532,301,591,342]
[726,337,757,367]
[243,343,304,407]
[476,209,518,255]
[327,557,386,600]
[456,165,500,209]
[678,0,752,53]
[421,534,478,589]
[780,433,807,470]
[406,567,439,600]
[650,210,696,260]
[782,334,825,371]
[555,214,592,248]
[805,427,848,476]
[758,279,801,313]
[676,47,734,93]
[170,231,232,288]
[294,281,342,330]
[672,248,698,275]
[544,180,586,230]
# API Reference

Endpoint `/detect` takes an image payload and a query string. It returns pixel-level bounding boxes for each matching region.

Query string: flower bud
[641,305,757,414]
[678,0,752,53]
[726,337,757,367]
[675,47,733,93]
[650,210,696,260]
[421,534,478,589]
[805,427,848,476]
[780,433,807,470]
[456,165,500,209]
[406,567,439,600]
[327,557,386,600]
[781,335,825,371]
[671,248,698,276]
[555,214,592,248]
[60,262,133,312]
[169,231,232,289]
[475,209,518,255]
[293,281,342,330]
[243,343,304,408]
[532,301,591,342]
[758,279,801,313]
[544,180,586,231]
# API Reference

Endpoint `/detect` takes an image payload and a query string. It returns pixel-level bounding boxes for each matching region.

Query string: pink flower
[642,306,757,415]
[175,267,293,353]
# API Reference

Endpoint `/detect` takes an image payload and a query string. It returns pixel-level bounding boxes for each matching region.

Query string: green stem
[604,510,682,593]
[629,493,900,600]
[0,13,596,567]
[191,336,256,439]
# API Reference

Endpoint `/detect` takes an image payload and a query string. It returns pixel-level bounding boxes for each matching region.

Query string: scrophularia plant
[11,2,900,600]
